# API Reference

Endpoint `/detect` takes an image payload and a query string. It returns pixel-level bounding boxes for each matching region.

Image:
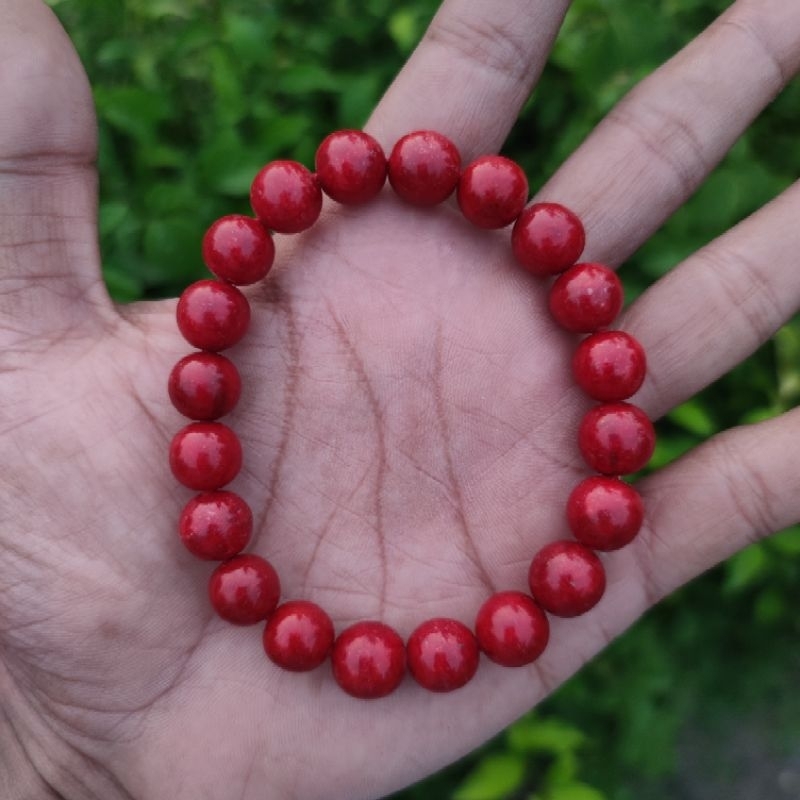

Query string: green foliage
[450,717,605,800]
[49,0,437,298]
[454,754,527,800]
[46,1,800,798]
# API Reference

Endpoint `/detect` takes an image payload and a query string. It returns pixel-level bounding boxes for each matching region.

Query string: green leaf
[94,86,170,142]
[453,754,527,800]
[775,321,800,408]
[103,265,143,303]
[740,406,779,424]
[336,72,384,127]
[96,38,135,66]
[223,11,275,64]
[545,782,606,800]
[278,65,340,94]
[667,400,716,436]
[127,0,199,19]
[197,130,265,197]
[753,587,786,624]
[259,115,313,158]
[647,435,695,469]
[208,46,246,125]
[141,143,186,170]
[544,750,579,786]
[723,544,769,594]
[143,217,203,284]
[144,182,198,216]
[99,201,129,238]
[507,717,585,756]
[388,10,420,52]
[770,525,800,555]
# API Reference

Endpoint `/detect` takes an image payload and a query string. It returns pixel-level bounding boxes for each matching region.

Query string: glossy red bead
[406,618,479,693]
[548,262,623,333]
[567,477,644,551]
[331,621,406,699]
[528,541,606,617]
[209,554,281,626]
[178,491,252,560]
[572,331,647,402]
[202,215,275,286]
[315,129,387,205]
[578,402,656,475]
[168,352,242,420]
[511,202,585,277]
[169,422,243,490]
[475,591,550,667]
[387,130,461,206]
[457,155,528,229]
[176,279,250,352]
[263,601,335,672]
[250,160,323,234]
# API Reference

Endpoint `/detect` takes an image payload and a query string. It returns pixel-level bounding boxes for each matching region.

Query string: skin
[1,0,800,798]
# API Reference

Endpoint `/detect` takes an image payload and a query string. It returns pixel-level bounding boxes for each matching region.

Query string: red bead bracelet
[167,128,655,699]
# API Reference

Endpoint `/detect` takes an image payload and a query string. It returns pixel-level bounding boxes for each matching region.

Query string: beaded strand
[167,129,655,699]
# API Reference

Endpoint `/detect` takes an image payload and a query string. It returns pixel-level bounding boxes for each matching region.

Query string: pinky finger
[617,409,800,612]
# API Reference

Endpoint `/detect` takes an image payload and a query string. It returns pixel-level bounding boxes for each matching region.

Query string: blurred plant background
[45,0,800,797]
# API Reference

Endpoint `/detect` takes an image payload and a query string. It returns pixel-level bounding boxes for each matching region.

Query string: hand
[2,1,799,798]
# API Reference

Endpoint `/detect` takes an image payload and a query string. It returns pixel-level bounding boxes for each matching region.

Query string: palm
[8,198,595,789]
[4,2,800,799]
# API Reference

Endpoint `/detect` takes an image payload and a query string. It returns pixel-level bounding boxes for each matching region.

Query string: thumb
[0,0,112,347]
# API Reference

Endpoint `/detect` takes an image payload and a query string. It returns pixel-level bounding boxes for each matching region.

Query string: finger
[538,0,800,266]
[0,0,110,345]
[366,0,571,158]
[619,408,800,615]
[623,180,800,418]
[543,409,800,697]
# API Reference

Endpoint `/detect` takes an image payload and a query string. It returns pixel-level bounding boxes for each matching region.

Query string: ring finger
[626,179,800,418]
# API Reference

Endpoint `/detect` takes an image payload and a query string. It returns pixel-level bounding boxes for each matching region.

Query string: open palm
[3,1,800,799]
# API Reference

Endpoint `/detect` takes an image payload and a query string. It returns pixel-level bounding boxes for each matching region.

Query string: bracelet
[167,129,653,699]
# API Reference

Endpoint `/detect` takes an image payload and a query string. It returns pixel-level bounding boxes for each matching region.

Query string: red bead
[331,621,406,699]
[511,202,585,277]
[169,422,243,490]
[387,130,461,206]
[179,491,252,560]
[168,352,242,420]
[528,541,606,617]
[202,215,275,286]
[474,591,550,667]
[572,331,647,402]
[176,279,250,352]
[263,601,335,672]
[578,402,656,475]
[567,477,644,551]
[406,618,479,693]
[457,155,528,229]
[209,554,281,626]
[315,130,387,205]
[250,160,322,234]
[549,262,623,333]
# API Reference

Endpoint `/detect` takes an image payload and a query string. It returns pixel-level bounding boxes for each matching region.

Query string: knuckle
[708,430,781,543]
[426,14,532,85]
[695,245,784,345]
[719,15,789,89]
[605,96,708,197]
